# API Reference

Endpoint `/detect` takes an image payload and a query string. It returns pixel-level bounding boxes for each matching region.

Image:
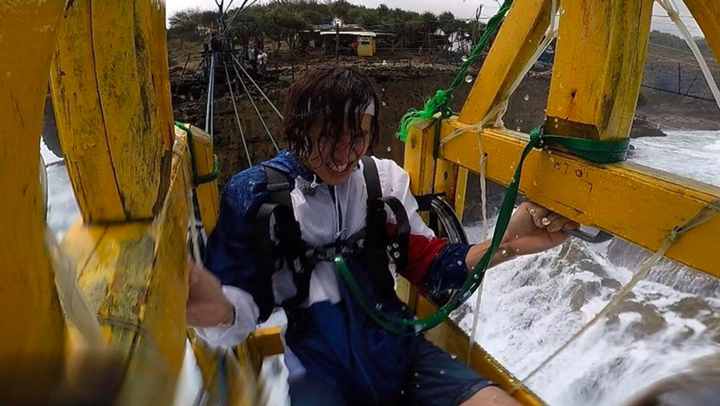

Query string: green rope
[396,0,515,142]
[335,127,544,335]
[175,122,220,185]
[540,133,630,164]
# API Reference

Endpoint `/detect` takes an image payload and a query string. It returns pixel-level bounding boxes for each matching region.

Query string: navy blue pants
[288,335,492,406]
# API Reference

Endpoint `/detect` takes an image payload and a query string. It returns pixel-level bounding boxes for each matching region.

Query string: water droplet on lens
[465,75,473,83]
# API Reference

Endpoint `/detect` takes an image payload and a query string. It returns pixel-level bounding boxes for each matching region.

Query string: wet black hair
[283,66,380,167]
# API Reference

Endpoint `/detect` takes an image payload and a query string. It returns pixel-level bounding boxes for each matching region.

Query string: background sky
[165,0,704,37]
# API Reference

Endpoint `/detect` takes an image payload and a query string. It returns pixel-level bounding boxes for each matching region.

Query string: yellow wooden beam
[62,136,192,404]
[545,0,653,140]
[0,1,67,401]
[50,0,173,223]
[189,331,259,406]
[417,296,543,405]
[175,125,220,235]
[248,326,285,359]
[684,0,720,64]
[404,121,438,196]
[455,167,470,222]
[433,159,459,202]
[441,119,720,277]
[459,0,552,124]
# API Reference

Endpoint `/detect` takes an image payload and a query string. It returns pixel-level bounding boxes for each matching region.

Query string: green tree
[438,11,459,34]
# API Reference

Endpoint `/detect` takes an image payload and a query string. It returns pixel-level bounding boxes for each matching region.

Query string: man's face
[307,113,372,186]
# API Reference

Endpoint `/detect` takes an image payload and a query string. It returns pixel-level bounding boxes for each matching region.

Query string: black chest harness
[253,156,411,310]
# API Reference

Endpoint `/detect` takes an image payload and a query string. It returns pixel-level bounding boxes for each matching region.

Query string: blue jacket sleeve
[204,167,276,322]
[423,243,472,299]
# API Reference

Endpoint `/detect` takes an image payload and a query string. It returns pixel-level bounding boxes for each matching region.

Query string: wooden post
[545,0,653,140]
[50,0,174,223]
[459,0,552,125]
[0,1,67,400]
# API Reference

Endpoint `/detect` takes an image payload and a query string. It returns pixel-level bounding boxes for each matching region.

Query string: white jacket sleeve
[194,286,260,348]
[374,156,436,239]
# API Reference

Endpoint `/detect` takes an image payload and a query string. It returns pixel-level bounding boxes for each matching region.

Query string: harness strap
[257,165,312,310]
[382,196,410,272]
[361,156,403,302]
[257,157,413,312]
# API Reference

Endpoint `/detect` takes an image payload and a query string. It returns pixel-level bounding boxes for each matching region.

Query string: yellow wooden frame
[4,0,719,404]
[403,0,720,404]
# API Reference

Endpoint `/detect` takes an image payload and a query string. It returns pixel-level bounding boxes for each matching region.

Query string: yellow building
[320,31,378,57]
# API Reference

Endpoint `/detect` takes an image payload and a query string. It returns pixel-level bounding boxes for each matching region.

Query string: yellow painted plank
[0,1,67,401]
[63,138,193,404]
[684,0,720,64]
[433,158,459,202]
[189,331,260,406]
[545,0,653,140]
[248,326,285,358]
[417,296,543,405]
[51,0,172,223]
[403,121,437,196]
[459,0,552,124]
[176,125,220,235]
[225,348,259,406]
[50,0,125,222]
[455,167,470,222]
[441,120,720,277]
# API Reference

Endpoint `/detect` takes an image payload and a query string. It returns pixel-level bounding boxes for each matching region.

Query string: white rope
[521,201,720,384]
[656,0,720,111]
[467,152,489,364]
[461,0,559,364]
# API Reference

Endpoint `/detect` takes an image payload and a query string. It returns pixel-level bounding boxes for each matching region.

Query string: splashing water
[459,130,720,405]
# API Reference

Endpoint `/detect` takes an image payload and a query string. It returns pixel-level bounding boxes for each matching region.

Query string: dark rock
[630,115,668,138]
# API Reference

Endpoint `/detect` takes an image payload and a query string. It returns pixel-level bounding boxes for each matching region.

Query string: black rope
[222,55,253,167]
[229,57,280,152]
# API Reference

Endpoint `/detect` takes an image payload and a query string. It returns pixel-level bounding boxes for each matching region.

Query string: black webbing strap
[361,156,403,302]
[382,196,410,272]
[255,166,313,310]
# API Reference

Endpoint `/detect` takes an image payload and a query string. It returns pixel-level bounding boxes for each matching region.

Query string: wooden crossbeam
[440,120,720,277]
